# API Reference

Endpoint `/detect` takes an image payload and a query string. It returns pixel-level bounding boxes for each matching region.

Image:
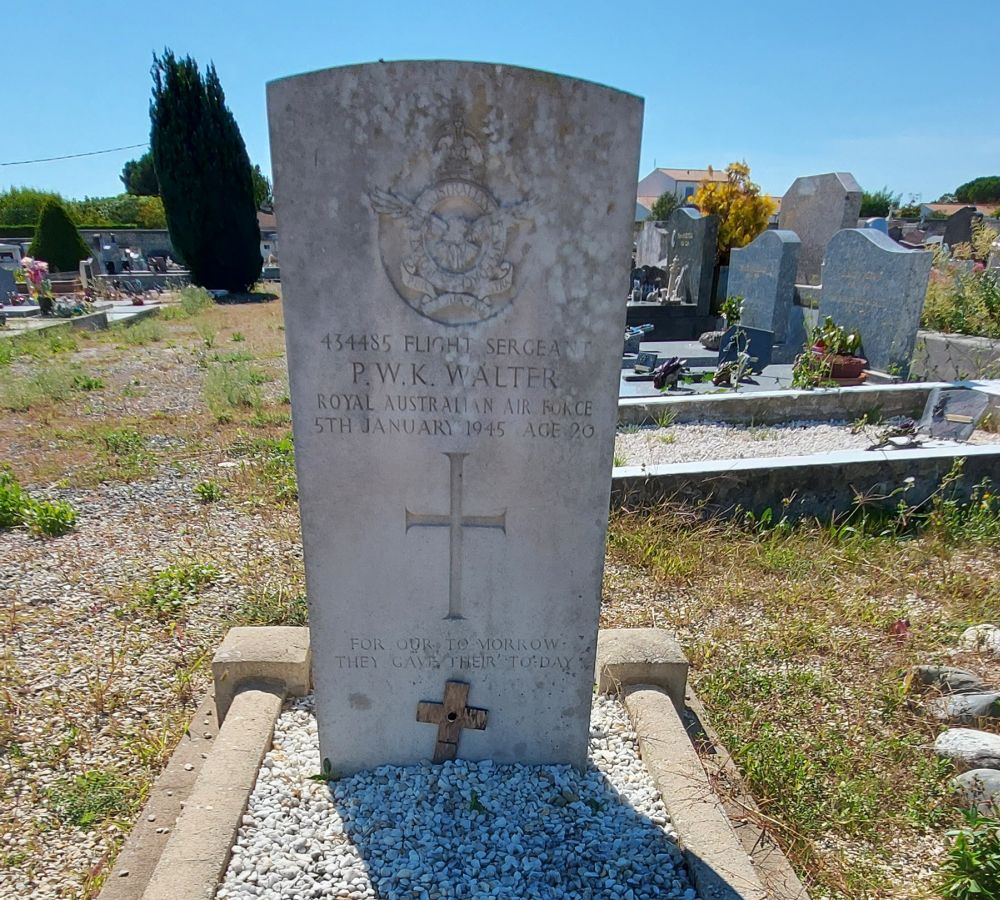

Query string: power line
[0,142,148,167]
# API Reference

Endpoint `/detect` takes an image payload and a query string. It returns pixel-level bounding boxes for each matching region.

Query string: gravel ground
[613,419,997,466]
[217,695,696,900]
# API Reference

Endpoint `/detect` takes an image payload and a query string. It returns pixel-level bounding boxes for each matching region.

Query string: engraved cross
[405,452,506,620]
[416,680,488,764]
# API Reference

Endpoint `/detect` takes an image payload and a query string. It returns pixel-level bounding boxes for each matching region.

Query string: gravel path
[613,419,997,466]
[217,695,696,900]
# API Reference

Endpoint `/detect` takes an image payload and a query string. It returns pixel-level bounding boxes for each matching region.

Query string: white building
[636,167,729,220]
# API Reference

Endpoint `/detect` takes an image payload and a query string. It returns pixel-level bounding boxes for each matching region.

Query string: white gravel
[613,419,974,466]
[217,695,696,900]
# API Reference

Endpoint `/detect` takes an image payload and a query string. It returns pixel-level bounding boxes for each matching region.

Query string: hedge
[0,224,154,240]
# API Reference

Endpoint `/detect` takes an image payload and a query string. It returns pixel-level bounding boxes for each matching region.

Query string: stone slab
[212,625,311,723]
[595,628,689,703]
[917,387,990,441]
[717,326,774,374]
[778,172,862,285]
[268,61,642,772]
[818,228,933,374]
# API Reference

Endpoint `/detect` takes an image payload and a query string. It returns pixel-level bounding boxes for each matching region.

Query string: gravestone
[728,229,800,346]
[268,61,642,774]
[943,206,982,250]
[654,207,718,315]
[778,172,862,285]
[818,229,932,374]
[717,325,773,374]
[0,267,14,300]
[635,220,670,269]
[864,217,889,234]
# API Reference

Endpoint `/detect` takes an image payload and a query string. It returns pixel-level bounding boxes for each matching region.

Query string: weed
[227,432,297,502]
[25,498,78,537]
[235,583,307,626]
[0,468,28,528]
[194,319,218,348]
[204,362,262,420]
[101,428,146,455]
[179,285,214,316]
[658,434,677,445]
[119,319,165,346]
[468,790,485,813]
[72,374,104,391]
[194,479,224,503]
[49,769,143,828]
[135,561,218,621]
[653,408,676,429]
[212,350,255,363]
[939,808,1000,899]
[309,757,339,783]
[618,423,641,435]
[612,453,627,468]
[748,426,776,442]
[231,331,246,342]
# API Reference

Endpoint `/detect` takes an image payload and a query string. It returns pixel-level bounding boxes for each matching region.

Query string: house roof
[257,210,277,229]
[922,203,979,216]
[655,167,729,183]
[636,196,658,211]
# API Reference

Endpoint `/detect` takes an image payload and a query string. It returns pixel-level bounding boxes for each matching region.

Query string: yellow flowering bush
[692,162,777,264]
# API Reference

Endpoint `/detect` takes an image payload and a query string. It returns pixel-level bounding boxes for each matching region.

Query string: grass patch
[226,432,297,502]
[134,560,218,621]
[49,768,144,828]
[117,319,165,346]
[204,362,262,422]
[605,475,1000,896]
[234,583,307,626]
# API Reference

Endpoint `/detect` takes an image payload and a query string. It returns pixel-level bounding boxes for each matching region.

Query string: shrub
[0,469,28,528]
[692,162,776,264]
[955,176,1000,205]
[0,187,64,227]
[25,498,78,537]
[28,199,91,272]
[922,265,1000,340]
[860,186,901,218]
[179,285,213,316]
[151,50,261,292]
[938,808,1000,900]
[649,192,679,221]
[137,560,217,619]
[194,479,224,503]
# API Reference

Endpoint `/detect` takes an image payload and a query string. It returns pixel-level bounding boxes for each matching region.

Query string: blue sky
[5,0,998,202]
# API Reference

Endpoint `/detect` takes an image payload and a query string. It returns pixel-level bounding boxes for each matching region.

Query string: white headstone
[268,62,642,773]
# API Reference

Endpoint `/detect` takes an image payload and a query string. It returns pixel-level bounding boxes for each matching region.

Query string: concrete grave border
[100,625,805,900]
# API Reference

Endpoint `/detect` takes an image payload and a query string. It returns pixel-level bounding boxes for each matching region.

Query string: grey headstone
[943,206,982,250]
[728,229,800,345]
[864,217,889,234]
[818,228,932,373]
[0,267,14,299]
[917,387,990,441]
[778,172,862,284]
[268,61,642,773]
[717,325,773,373]
[635,220,670,268]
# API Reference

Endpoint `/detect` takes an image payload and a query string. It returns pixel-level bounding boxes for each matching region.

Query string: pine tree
[28,199,91,273]
[150,50,261,292]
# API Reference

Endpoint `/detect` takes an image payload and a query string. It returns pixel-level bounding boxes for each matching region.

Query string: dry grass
[604,502,1000,899]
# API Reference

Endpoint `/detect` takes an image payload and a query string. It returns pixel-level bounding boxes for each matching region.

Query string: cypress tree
[28,199,91,273]
[150,50,261,293]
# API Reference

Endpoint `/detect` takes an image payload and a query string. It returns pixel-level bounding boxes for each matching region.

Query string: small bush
[137,561,218,620]
[102,428,146,455]
[939,808,1000,900]
[72,374,104,391]
[49,768,142,828]
[194,480,224,503]
[25,498,78,537]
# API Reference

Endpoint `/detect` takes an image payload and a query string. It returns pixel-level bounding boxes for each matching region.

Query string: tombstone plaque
[819,229,932,374]
[917,388,990,441]
[943,206,982,251]
[779,172,862,285]
[268,62,642,773]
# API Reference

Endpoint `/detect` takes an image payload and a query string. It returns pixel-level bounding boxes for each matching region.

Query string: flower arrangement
[21,257,54,314]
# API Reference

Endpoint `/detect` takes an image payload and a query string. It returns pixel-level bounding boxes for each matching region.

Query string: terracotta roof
[922,203,978,216]
[257,210,277,229]
[655,168,729,183]
[636,196,658,210]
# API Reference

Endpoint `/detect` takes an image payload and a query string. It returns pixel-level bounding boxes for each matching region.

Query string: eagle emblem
[370,119,529,326]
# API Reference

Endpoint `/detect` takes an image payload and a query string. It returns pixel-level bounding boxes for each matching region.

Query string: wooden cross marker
[416,680,488,763]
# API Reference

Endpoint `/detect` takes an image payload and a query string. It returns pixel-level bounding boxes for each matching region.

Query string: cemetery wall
[910,331,1000,381]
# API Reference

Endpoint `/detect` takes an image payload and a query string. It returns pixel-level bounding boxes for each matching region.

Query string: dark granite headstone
[658,207,719,315]
[717,325,774,374]
[918,388,990,441]
[818,229,932,374]
[0,268,14,300]
[943,206,982,251]
[728,230,800,345]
